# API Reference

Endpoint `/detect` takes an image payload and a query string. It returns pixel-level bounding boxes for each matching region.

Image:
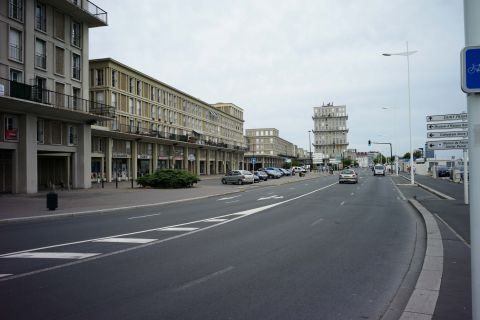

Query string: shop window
[4,115,19,141]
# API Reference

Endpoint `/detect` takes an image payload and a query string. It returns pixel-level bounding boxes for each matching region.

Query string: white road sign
[426,113,468,122]
[427,131,468,139]
[427,122,468,130]
[427,140,468,150]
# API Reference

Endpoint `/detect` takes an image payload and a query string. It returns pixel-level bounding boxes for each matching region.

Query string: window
[35,38,46,69]
[55,46,64,75]
[95,91,104,104]
[4,115,19,141]
[71,21,81,47]
[9,29,22,61]
[8,0,23,22]
[129,78,134,93]
[129,98,134,114]
[10,69,22,82]
[112,116,118,131]
[95,69,104,86]
[111,92,117,109]
[67,125,78,146]
[151,105,155,119]
[34,76,47,103]
[136,100,141,116]
[37,119,44,143]
[112,70,118,87]
[35,2,46,32]
[72,87,81,109]
[54,11,65,40]
[136,80,142,96]
[72,53,80,80]
[129,119,134,133]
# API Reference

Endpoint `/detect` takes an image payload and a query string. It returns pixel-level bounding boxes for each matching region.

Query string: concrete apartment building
[311,103,349,163]
[89,58,246,181]
[244,128,295,170]
[0,0,110,193]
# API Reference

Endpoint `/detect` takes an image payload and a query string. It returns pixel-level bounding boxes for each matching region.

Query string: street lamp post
[383,42,417,185]
[308,130,312,172]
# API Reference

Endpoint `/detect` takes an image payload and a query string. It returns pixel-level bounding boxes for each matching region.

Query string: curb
[398,175,455,200]
[400,199,444,320]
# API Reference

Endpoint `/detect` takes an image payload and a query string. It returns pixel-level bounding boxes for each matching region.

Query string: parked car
[292,166,307,174]
[437,166,450,177]
[253,174,260,183]
[254,171,268,181]
[373,164,385,176]
[221,170,255,185]
[339,168,358,184]
[261,168,282,179]
[278,168,291,176]
[266,167,285,177]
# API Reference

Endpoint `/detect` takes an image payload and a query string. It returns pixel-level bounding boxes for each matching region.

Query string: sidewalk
[397,173,471,320]
[0,171,325,223]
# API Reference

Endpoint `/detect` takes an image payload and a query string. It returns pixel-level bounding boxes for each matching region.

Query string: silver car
[221,170,255,185]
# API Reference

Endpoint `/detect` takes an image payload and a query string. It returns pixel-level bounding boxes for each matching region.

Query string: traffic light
[368,140,371,146]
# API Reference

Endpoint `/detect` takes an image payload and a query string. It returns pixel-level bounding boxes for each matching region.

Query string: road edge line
[399,174,455,200]
[399,199,444,320]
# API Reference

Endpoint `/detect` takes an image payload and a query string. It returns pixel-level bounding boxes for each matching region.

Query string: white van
[373,164,386,176]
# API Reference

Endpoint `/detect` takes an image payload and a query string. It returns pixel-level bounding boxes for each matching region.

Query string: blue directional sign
[462,46,480,93]
[251,157,256,165]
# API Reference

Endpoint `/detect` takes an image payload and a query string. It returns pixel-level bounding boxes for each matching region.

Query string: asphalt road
[0,170,424,320]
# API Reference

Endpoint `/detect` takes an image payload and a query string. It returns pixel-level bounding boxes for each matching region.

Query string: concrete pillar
[196,148,200,175]
[132,140,138,179]
[106,138,113,182]
[183,146,188,171]
[153,143,158,172]
[75,123,91,189]
[18,114,37,193]
[206,149,211,175]
[223,151,227,173]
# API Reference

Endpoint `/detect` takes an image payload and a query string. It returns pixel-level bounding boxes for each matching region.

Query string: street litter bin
[47,192,58,210]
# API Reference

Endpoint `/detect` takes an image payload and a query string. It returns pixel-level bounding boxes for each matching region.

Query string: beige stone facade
[244,128,296,170]
[0,0,109,193]
[89,58,246,181]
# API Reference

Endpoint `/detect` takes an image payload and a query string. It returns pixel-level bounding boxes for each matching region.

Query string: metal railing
[67,0,107,24]
[9,44,22,61]
[0,77,115,118]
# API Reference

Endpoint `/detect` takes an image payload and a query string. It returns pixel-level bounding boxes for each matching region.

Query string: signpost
[426,140,469,150]
[251,157,256,171]
[426,113,468,122]
[461,46,480,93]
[427,122,468,130]
[427,131,468,138]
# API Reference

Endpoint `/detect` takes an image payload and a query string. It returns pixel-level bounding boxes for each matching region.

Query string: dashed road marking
[258,195,284,200]
[93,237,157,244]
[311,218,324,226]
[225,200,240,204]
[161,227,199,232]
[340,201,345,206]
[2,252,100,259]
[174,266,235,292]
[128,213,162,220]
[204,218,228,223]
[217,196,241,201]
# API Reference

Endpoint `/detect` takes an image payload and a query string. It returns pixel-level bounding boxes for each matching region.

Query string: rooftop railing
[0,77,115,118]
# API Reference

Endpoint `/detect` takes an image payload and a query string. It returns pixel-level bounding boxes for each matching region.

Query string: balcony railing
[35,53,46,69]
[68,0,107,24]
[103,123,247,151]
[0,77,115,118]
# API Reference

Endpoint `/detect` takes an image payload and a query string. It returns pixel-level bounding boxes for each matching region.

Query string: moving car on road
[339,169,358,184]
[373,164,386,176]
[221,170,255,185]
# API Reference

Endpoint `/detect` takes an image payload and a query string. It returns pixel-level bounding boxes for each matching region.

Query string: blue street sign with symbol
[461,46,480,93]
[251,158,256,165]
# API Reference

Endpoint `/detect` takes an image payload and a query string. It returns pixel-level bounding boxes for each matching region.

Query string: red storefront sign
[5,129,18,140]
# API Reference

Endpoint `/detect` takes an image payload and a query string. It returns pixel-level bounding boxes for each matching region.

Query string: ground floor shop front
[91,136,245,182]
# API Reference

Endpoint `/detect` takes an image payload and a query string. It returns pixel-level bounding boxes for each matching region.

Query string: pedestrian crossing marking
[160,227,199,232]
[2,252,100,259]
[93,237,157,244]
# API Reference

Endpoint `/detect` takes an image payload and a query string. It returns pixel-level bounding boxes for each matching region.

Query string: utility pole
[464,1,480,318]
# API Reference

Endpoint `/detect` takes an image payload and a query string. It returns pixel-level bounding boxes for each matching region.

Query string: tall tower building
[312,103,349,161]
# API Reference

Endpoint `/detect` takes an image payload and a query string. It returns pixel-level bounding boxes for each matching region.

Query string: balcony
[41,0,108,27]
[0,77,115,121]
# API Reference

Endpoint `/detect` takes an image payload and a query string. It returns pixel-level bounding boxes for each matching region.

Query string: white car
[373,164,386,176]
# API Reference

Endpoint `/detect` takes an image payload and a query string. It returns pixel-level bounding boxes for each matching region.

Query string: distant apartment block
[312,103,349,162]
[89,58,246,181]
[244,128,296,170]
[0,0,109,193]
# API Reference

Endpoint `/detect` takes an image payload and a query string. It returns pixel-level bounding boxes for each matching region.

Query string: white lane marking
[340,201,345,206]
[217,195,241,201]
[392,180,407,201]
[3,252,99,259]
[311,218,324,226]
[128,213,162,220]
[258,195,284,200]
[92,238,157,244]
[204,218,228,223]
[174,266,235,292]
[0,182,339,282]
[435,214,471,248]
[161,227,199,232]
[225,200,239,204]
[0,274,12,278]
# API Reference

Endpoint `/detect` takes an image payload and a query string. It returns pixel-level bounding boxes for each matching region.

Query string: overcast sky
[90,0,466,159]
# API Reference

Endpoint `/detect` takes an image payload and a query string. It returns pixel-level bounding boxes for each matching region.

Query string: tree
[403,150,422,159]
[373,153,386,164]
[342,158,353,168]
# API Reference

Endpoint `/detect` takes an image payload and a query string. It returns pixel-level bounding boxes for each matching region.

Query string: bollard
[102,177,104,188]
[46,191,58,210]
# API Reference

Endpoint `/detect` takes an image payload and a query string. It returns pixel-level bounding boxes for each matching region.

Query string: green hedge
[137,169,200,188]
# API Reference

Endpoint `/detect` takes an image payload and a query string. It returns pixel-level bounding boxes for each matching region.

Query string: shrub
[137,169,200,188]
